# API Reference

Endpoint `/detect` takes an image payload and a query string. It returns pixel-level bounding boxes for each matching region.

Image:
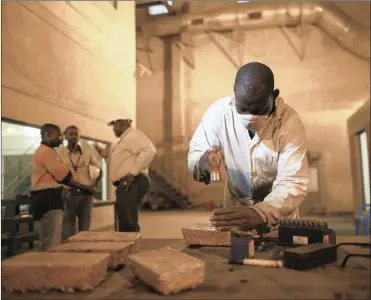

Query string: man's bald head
[234,62,276,116]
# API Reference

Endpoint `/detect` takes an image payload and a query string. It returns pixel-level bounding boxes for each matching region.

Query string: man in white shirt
[188,62,309,232]
[57,125,102,240]
[94,117,156,232]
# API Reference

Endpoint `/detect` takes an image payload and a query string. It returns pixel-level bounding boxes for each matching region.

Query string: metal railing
[3,161,32,197]
[150,155,204,199]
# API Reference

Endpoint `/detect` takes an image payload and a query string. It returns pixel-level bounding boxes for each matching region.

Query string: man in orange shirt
[31,124,94,251]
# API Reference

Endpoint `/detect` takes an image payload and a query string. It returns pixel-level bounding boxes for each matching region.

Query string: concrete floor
[98,209,358,238]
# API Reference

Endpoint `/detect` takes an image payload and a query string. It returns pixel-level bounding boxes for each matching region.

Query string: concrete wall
[2,1,136,229]
[2,1,136,141]
[136,1,370,213]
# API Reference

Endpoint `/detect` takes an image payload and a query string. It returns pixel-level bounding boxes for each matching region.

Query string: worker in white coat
[188,62,309,231]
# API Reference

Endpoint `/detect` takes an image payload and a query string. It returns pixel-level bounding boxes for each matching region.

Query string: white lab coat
[188,96,309,226]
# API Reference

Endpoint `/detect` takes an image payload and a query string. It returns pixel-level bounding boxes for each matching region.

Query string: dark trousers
[115,174,150,232]
[62,189,93,241]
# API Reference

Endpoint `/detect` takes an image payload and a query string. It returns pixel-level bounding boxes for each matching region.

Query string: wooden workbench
[3,237,370,300]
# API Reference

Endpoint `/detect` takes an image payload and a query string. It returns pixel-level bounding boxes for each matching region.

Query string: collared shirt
[57,144,102,187]
[188,96,309,226]
[110,127,156,182]
[31,144,70,191]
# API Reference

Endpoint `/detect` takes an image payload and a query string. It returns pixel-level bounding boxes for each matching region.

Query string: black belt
[113,174,141,187]
[65,187,86,194]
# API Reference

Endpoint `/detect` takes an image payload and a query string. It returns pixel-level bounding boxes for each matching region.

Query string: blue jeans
[62,189,93,241]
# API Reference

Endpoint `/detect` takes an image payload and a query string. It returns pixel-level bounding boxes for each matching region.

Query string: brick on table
[48,242,134,270]
[128,247,205,296]
[67,231,141,252]
[182,223,232,246]
[2,252,110,292]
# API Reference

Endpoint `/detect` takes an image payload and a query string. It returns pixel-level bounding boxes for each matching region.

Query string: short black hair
[234,62,274,101]
[40,123,60,138]
[64,125,79,134]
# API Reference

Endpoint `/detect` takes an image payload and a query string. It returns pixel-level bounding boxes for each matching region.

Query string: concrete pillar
[163,36,185,176]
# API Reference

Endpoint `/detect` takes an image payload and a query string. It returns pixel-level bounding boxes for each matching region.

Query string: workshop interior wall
[136,3,370,212]
[2,1,136,142]
[2,1,136,228]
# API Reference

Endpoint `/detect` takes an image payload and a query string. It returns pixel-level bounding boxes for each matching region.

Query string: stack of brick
[2,252,110,292]
[128,247,205,295]
[48,242,134,270]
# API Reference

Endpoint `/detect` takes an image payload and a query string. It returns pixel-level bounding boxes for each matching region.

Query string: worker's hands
[210,206,265,231]
[93,143,108,159]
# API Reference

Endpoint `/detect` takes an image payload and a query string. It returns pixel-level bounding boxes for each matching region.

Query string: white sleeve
[127,130,157,176]
[188,102,223,182]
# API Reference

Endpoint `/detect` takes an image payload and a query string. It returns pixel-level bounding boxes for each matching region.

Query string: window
[1,120,109,201]
[2,121,41,199]
[358,131,370,206]
[148,1,172,16]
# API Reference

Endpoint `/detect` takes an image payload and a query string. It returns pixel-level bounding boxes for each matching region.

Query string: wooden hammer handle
[230,258,284,268]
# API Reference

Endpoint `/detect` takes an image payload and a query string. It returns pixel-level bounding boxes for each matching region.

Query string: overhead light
[236,1,251,3]
[148,4,169,16]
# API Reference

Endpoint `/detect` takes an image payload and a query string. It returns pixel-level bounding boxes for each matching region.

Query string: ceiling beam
[136,1,163,9]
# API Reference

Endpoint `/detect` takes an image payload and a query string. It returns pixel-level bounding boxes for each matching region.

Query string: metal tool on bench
[278,219,336,246]
[230,242,370,270]
[229,226,285,267]
[229,238,285,268]
[229,258,284,268]
[283,242,371,271]
[229,229,255,262]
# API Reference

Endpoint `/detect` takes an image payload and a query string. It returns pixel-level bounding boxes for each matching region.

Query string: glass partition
[1,120,109,201]
[1,121,41,199]
[358,130,370,208]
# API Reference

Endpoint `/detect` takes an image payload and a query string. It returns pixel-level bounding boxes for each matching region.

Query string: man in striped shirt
[31,124,94,251]
[57,125,102,240]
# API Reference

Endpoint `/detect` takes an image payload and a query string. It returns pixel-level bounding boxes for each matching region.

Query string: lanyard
[68,152,81,172]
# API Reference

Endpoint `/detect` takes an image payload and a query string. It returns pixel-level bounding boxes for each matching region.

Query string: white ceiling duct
[138,1,370,60]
